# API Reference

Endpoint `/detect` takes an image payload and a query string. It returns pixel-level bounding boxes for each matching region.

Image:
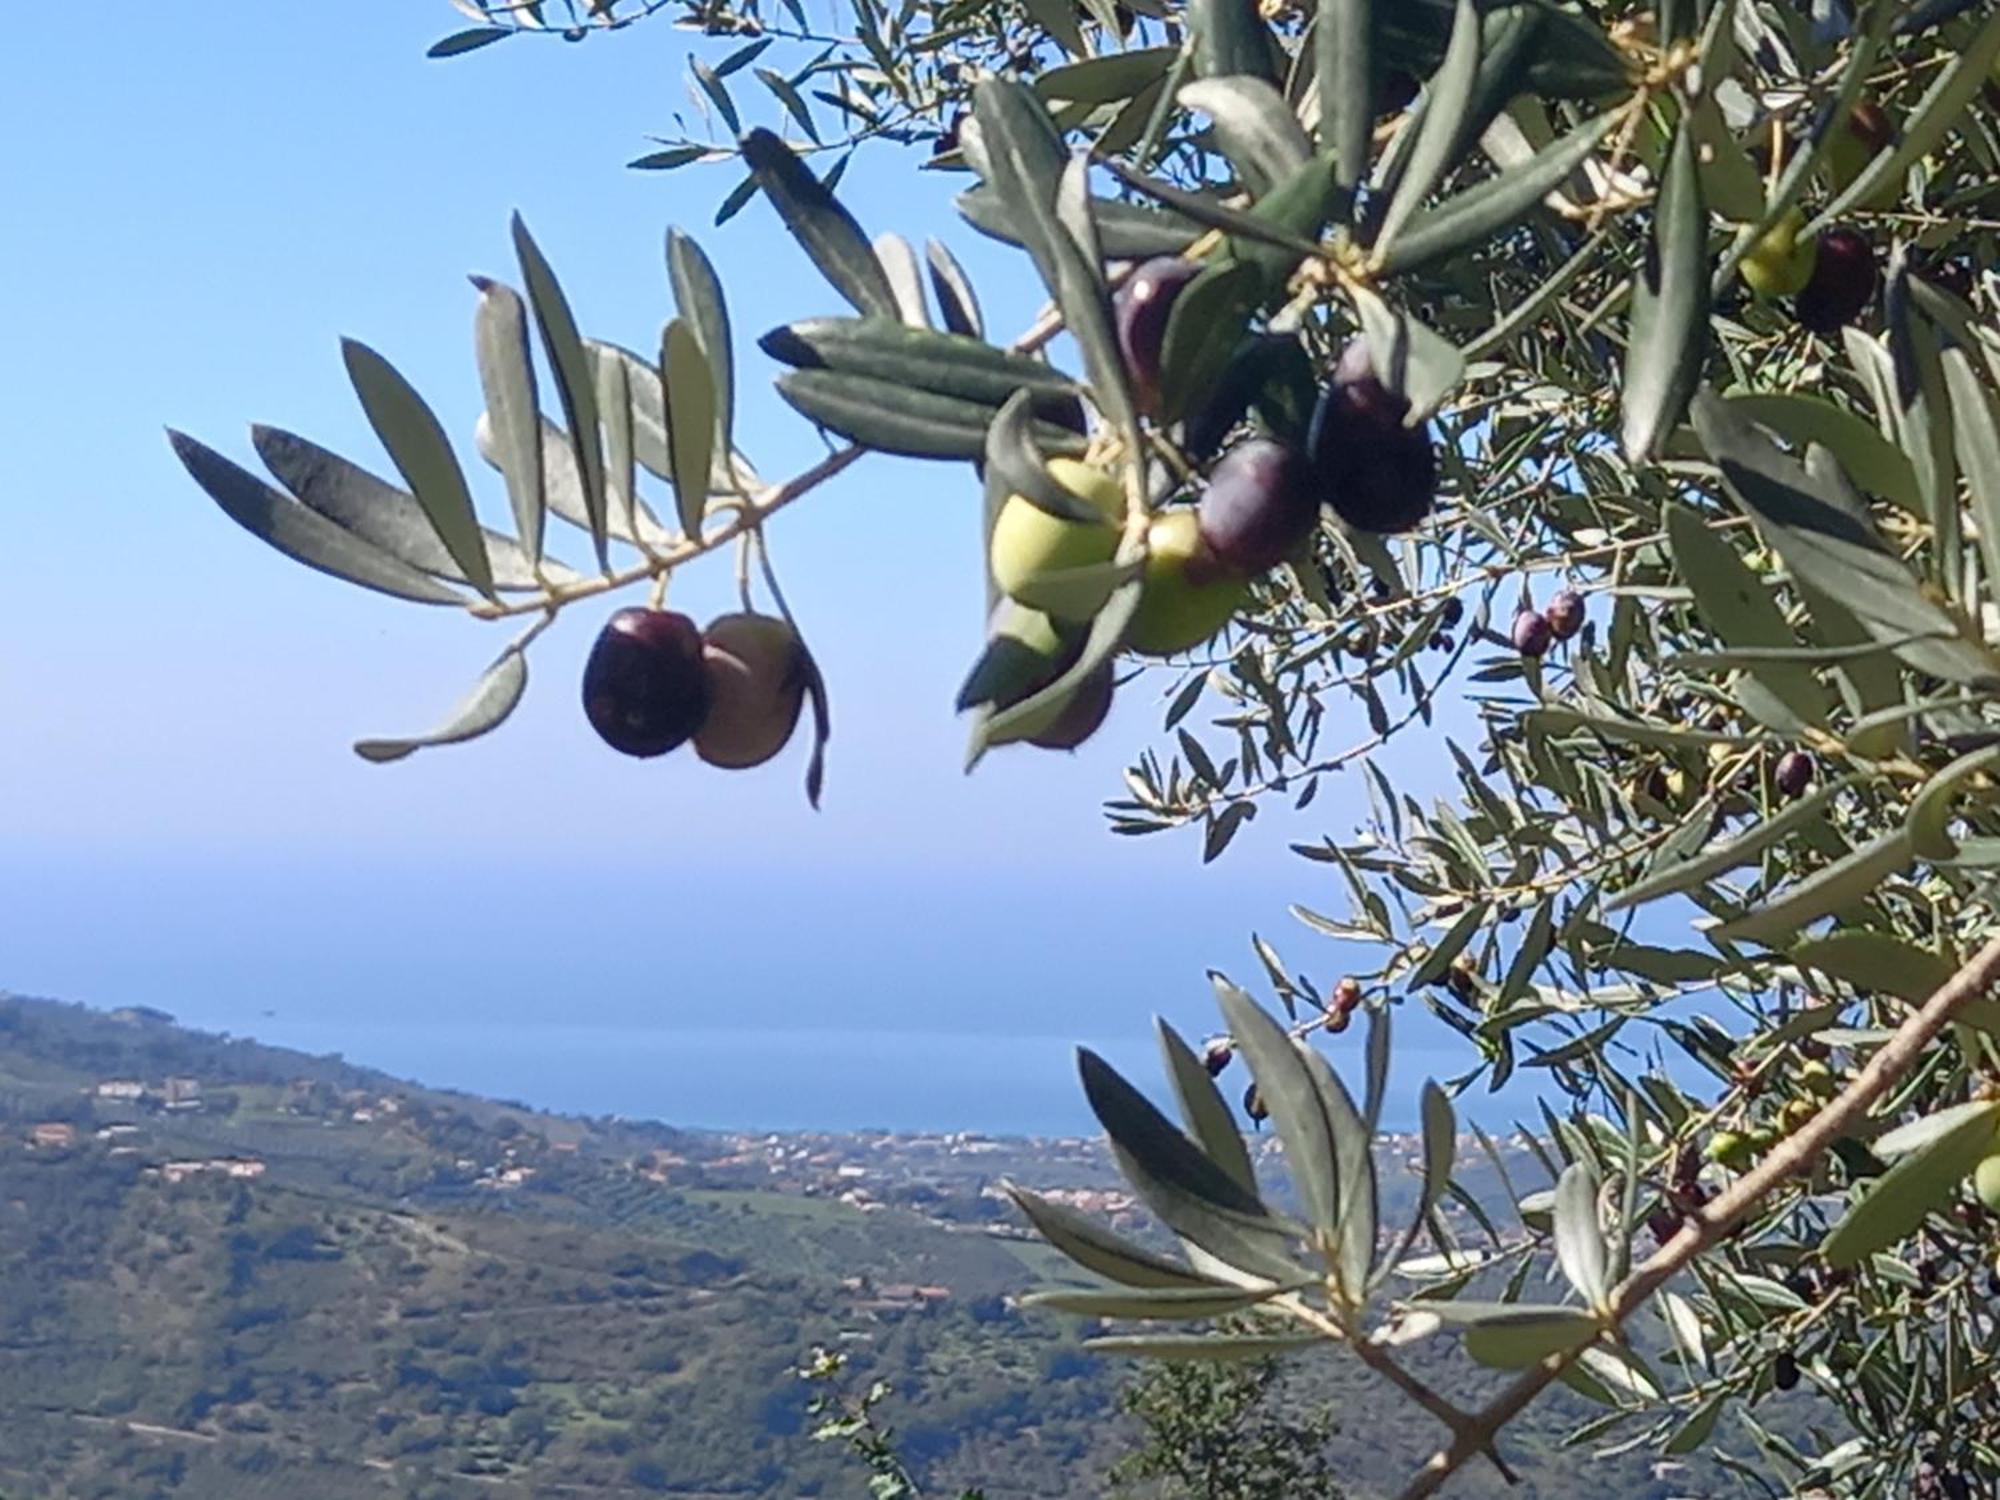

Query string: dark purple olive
[1775,750,1814,799]
[1512,608,1553,659]
[1242,1083,1268,1125]
[1197,438,1318,576]
[582,608,711,758]
[1203,1037,1233,1076]
[1309,339,1437,535]
[1795,228,1877,334]
[1546,589,1586,641]
[1772,1350,1800,1391]
[1026,662,1115,751]
[1115,257,1202,416]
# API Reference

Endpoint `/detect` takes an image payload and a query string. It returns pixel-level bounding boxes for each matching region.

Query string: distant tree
[1111,1344,1341,1499]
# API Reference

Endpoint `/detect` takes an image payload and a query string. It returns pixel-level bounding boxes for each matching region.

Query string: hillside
[0,992,1750,1497]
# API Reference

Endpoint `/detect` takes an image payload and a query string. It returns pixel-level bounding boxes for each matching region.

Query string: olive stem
[1393,930,2000,1500]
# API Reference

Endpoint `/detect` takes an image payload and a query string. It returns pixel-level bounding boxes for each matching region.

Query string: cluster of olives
[1704,1056,1842,1170]
[582,608,808,766]
[1735,102,1899,335]
[982,257,1442,749]
[1740,212,1880,335]
[1510,588,1585,659]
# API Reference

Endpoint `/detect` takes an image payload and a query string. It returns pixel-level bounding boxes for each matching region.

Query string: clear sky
[0,6,1524,1135]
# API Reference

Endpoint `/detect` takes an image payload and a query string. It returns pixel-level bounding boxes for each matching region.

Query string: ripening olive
[694,613,808,770]
[1512,608,1553,659]
[1127,510,1250,657]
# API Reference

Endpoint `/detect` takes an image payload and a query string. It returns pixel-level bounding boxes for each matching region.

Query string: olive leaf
[1823,1101,2000,1267]
[340,339,496,601]
[1159,1018,1258,1198]
[775,370,1084,461]
[1621,113,1708,464]
[1190,0,1277,83]
[167,431,466,607]
[1005,1183,1225,1289]
[512,214,607,570]
[661,319,715,539]
[470,276,545,568]
[1022,1284,1293,1320]
[1373,0,1481,254]
[666,229,736,457]
[1318,0,1372,189]
[353,645,529,764]
[740,127,899,319]
[252,426,573,592]
[759,318,1082,415]
[926,239,984,339]
[1690,390,2000,689]
[956,187,1202,259]
[1179,77,1311,195]
[1211,974,1343,1246]
[1377,107,1617,276]
[1076,1045,1308,1286]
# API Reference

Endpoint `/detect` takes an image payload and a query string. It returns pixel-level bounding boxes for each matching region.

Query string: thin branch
[1394,930,2000,1500]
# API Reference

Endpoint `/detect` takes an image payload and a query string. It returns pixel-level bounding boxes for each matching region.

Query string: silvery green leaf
[512,213,608,569]
[353,646,528,764]
[1210,974,1342,1248]
[666,229,736,459]
[1374,0,1481,253]
[168,432,465,607]
[741,128,898,319]
[1553,1161,1609,1310]
[1005,1184,1223,1288]
[252,427,574,592]
[470,276,545,567]
[1160,1019,1258,1197]
[661,319,715,539]
[1180,77,1311,195]
[1621,114,1708,464]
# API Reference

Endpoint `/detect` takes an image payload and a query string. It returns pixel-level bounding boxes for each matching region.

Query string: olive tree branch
[1394,928,2000,1500]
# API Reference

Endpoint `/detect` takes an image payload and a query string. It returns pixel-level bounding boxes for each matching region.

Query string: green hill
[0,993,1750,1497]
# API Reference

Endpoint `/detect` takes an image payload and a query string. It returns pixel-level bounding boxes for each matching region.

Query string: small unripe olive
[694,614,808,770]
[988,458,1124,620]
[1706,1130,1755,1168]
[582,608,710,758]
[1127,510,1249,657]
[1739,209,1818,299]
[1974,1151,2000,1216]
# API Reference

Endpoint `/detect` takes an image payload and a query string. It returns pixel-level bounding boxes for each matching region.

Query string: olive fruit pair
[1513,590,1586,658]
[987,458,1250,659]
[1740,213,1878,333]
[583,608,807,766]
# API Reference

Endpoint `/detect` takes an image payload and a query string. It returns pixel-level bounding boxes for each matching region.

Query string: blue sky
[0,6,1543,1135]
